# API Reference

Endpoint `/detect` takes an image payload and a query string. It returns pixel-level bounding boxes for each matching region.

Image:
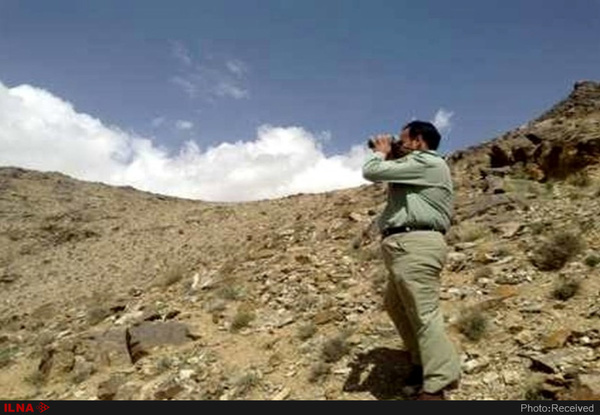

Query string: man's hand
[371,134,393,157]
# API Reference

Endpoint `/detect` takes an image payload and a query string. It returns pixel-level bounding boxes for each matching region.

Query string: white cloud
[0,82,369,202]
[151,116,165,128]
[171,41,192,67]
[170,76,197,98]
[214,82,248,99]
[432,108,454,134]
[226,60,247,77]
[170,42,249,101]
[175,120,194,130]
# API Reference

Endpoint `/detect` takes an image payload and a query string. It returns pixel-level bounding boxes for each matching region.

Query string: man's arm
[362,151,428,184]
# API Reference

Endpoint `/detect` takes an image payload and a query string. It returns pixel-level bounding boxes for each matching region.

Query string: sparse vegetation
[523,375,553,400]
[308,361,331,383]
[454,222,489,243]
[474,242,509,264]
[457,309,488,341]
[504,178,541,196]
[215,284,244,301]
[584,252,600,268]
[524,385,552,400]
[70,363,94,385]
[321,331,352,363]
[230,369,260,398]
[567,170,591,187]
[528,221,548,235]
[86,306,110,325]
[24,370,46,387]
[159,263,186,287]
[297,322,318,341]
[530,230,584,271]
[297,294,319,312]
[354,243,380,263]
[551,278,580,301]
[154,356,174,374]
[371,269,388,295]
[0,346,18,368]
[474,266,493,281]
[230,304,256,333]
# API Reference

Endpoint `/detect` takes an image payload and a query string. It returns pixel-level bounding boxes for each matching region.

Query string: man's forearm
[362,152,388,182]
[362,151,427,184]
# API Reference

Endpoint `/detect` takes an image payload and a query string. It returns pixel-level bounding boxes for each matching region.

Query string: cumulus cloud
[0,82,369,202]
[170,42,249,101]
[432,108,454,134]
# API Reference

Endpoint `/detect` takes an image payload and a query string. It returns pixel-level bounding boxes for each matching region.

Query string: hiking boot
[446,379,460,391]
[415,379,460,400]
[416,391,445,400]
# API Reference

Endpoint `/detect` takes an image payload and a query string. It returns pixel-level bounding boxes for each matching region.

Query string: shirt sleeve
[362,151,428,185]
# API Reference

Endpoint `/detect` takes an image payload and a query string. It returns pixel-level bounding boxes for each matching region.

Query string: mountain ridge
[1,80,600,400]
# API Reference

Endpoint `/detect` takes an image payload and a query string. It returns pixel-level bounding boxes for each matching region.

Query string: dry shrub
[456,309,488,342]
[551,278,580,301]
[530,231,584,271]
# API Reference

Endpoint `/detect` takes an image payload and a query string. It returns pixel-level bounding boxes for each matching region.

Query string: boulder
[126,321,194,363]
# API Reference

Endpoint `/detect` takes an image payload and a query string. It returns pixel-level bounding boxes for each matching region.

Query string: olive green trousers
[381,231,461,393]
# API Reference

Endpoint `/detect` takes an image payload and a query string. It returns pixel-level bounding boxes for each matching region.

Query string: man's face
[400,128,418,150]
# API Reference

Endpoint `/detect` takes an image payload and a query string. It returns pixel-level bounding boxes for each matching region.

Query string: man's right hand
[371,134,393,157]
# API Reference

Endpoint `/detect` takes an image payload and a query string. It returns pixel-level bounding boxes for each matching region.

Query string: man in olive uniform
[362,120,461,400]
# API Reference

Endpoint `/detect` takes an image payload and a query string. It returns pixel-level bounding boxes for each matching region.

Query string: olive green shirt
[362,150,454,233]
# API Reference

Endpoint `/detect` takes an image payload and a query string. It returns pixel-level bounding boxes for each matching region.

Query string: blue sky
[0,1,598,201]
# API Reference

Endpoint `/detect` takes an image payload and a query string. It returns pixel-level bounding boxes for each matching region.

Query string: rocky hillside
[1,81,600,401]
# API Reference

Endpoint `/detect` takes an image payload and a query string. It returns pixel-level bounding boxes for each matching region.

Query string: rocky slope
[1,81,600,401]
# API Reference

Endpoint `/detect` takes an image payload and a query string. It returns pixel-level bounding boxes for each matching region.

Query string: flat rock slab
[126,321,194,363]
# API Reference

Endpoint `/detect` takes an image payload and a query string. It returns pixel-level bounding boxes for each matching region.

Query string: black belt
[381,225,446,239]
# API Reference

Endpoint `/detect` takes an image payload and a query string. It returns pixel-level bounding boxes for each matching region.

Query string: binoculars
[367,135,399,149]
[367,135,407,160]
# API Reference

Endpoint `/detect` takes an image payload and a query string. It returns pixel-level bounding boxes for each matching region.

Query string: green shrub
[584,253,600,268]
[230,305,255,333]
[0,346,18,368]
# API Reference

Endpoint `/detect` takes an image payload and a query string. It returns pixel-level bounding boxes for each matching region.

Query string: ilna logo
[3,403,49,413]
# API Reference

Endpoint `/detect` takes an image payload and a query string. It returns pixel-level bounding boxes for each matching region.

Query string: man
[362,120,461,400]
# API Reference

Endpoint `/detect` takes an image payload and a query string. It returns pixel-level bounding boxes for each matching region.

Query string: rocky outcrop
[449,81,600,191]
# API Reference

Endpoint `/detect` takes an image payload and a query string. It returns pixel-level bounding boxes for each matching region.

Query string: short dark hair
[402,121,441,150]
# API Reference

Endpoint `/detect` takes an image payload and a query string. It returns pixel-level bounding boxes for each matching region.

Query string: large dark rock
[97,374,126,400]
[126,321,194,363]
